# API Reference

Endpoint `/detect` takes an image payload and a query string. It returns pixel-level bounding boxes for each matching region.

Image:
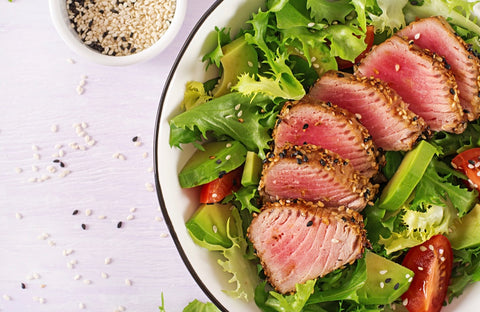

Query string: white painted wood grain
[0,0,215,311]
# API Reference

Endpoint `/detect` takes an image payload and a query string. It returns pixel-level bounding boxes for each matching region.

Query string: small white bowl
[48,0,186,66]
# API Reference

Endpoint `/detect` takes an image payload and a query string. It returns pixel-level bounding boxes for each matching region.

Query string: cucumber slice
[378,140,437,211]
[178,141,247,188]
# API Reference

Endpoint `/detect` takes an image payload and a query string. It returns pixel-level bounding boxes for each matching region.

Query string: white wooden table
[0,0,216,311]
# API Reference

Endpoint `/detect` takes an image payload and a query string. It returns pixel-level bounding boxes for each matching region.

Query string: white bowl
[154,1,480,311]
[48,0,186,66]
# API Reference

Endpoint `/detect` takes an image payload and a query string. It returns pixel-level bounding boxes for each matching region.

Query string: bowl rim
[48,0,187,66]
[153,0,227,310]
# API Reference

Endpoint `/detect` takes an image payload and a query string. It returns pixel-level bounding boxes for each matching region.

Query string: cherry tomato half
[336,25,375,69]
[401,235,453,312]
[199,166,243,204]
[451,147,480,189]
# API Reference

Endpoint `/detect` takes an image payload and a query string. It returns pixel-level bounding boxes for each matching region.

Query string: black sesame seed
[279,152,285,158]
[60,162,65,168]
[121,36,127,42]
[445,62,451,70]
[336,72,345,78]
[218,170,226,178]
[303,155,308,162]
[296,158,303,165]
[53,159,60,163]
[320,159,326,166]
[326,101,332,107]
[413,116,418,121]
[117,221,123,228]
[132,136,138,142]
[306,220,313,227]
[130,47,137,53]
[216,159,222,164]
[111,8,119,13]
[72,209,79,215]
[394,282,400,290]
[303,123,309,129]
[81,223,87,230]
[21,283,26,289]
[130,32,134,38]
[343,161,349,166]
[450,88,456,95]
[469,159,476,165]
[385,278,392,283]
[333,158,339,164]
[464,109,470,114]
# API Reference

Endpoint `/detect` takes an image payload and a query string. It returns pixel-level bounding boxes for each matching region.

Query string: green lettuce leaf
[429,120,480,156]
[202,27,232,70]
[181,81,213,111]
[255,279,316,312]
[169,92,279,158]
[307,0,354,24]
[367,0,408,34]
[183,299,221,312]
[233,185,261,214]
[448,246,480,302]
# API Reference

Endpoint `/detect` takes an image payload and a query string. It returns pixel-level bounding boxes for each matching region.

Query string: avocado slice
[448,204,480,249]
[212,36,258,97]
[378,140,437,211]
[241,151,262,187]
[186,203,236,249]
[357,251,414,305]
[178,141,247,188]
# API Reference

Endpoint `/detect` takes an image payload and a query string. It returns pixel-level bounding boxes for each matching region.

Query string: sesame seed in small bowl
[49,0,186,66]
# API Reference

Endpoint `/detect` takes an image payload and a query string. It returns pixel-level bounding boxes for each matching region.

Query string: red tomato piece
[401,235,453,312]
[199,166,243,204]
[451,147,480,189]
[336,25,375,69]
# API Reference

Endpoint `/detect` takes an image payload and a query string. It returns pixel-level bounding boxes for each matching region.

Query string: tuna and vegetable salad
[169,0,480,311]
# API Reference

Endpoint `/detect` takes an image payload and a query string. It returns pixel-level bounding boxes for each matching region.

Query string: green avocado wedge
[178,141,247,188]
[448,204,480,249]
[357,251,414,305]
[378,140,437,211]
[241,151,262,187]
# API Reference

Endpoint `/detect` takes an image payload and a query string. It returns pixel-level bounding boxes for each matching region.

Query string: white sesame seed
[145,182,154,192]
[81,75,88,81]
[313,63,320,69]
[15,212,23,220]
[226,143,232,148]
[85,209,92,216]
[48,240,56,247]
[51,124,59,132]
[33,153,41,160]
[79,302,86,309]
[134,141,142,147]
[403,298,408,306]
[307,22,315,27]
[225,155,231,160]
[67,262,74,269]
[54,144,62,149]
[38,297,46,304]
[418,266,424,271]
[331,238,339,243]
[118,153,126,160]
[76,86,84,95]
[33,272,40,279]
[408,277,413,282]
[234,104,241,111]
[87,139,96,146]
[468,163,475,169]
[160,232,168,238]
[83,279,91,285]
[414,33,421,40]
[130,207,137,213]
[67,58,76,64]
[211,193,218,198]
[118,306,126,312]
[380,282,385,289]
[155,216,163,222]
[147,167,154,172]
[59,170,71,178]
[311,56,317,62]
[47,166,56,173]
[212,225,218,233]
[441,256,446,262]
[74,274,81,280]
[32,144,39,151]
[125,279,132,286]
[379,270,388,275]
[428,244,434,251]
[395,64,400,72]
[98,215,106,220]
[101,272,109,279]
[127,214,134,221]
[3,294,11,301]
[105,257,112,265]
[419,246,427,252]
[355,113,362,120]
[59,149,65,157]
[439,248,444,255]
[405,273,411,279]
[247,61,253,67]
[79,79,86,87]
[15,167,23,174]
[28,177,38,183]
[237,110,243,118]
[142,152,148,158]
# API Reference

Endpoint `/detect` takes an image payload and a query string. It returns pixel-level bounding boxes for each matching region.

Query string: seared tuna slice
[309,71,428,151]
[260,144,377,211]
[248,201,367,294]
[356,35,466,133]
[273,98,381,178]
[397,16,480,121]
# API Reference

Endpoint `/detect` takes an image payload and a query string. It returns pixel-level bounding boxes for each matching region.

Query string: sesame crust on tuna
[273,98,384,177]
[259,143,378,210]
[248,201,368,294]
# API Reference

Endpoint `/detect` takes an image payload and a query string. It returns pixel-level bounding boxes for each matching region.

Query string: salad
[168,0,480,311]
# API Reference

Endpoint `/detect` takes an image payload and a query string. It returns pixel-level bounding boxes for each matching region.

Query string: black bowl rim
[153,0,229,311]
